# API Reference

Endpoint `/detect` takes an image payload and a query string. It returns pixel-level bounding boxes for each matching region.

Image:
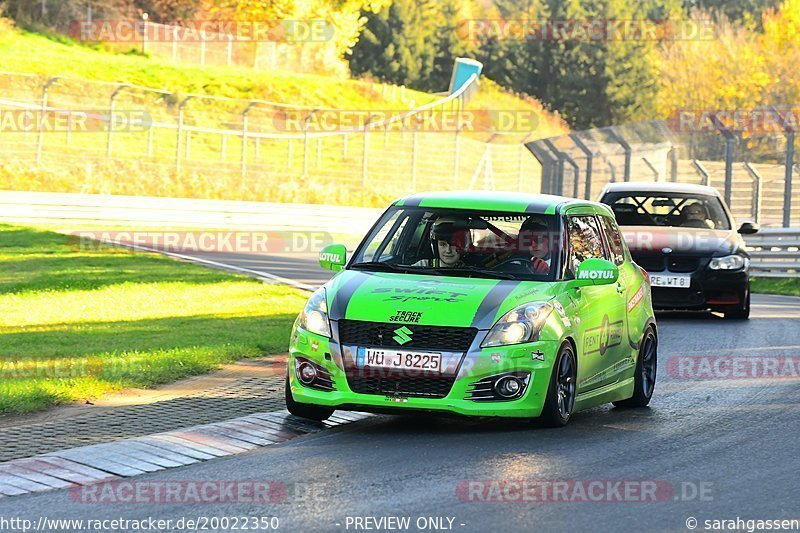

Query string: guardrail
[1,190,796,276]
[744,229,800,278]
[0,190,382,237]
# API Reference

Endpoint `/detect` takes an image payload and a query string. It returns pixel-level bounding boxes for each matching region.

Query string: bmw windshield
[349,207,561,281]
[601,192,732,230]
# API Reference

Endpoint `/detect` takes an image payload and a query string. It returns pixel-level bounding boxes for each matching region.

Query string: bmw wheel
[724,287,750,320]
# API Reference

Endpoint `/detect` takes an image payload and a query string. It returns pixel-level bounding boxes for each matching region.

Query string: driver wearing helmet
[516,217,552,274]
[681,202,712,229]
[413,217,471,268]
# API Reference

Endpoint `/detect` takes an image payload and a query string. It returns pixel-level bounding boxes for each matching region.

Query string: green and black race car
[286,191,657,427]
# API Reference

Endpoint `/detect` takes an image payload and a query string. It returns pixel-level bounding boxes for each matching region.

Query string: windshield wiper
[432,267,518,280]
[349,262,440,275]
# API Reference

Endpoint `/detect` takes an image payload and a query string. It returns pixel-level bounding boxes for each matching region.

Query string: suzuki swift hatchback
[286,191,657,427]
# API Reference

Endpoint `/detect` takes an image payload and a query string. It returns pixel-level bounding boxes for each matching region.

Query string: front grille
[633,255,664,272]
[667,256,699,273]
[346,369,455,398]
[338,320,477,351]
[651,287,705,308]
[634,254,701,273]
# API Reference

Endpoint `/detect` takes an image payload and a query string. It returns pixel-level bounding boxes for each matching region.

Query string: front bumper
[650,268,748,311]
[288,328,558,418]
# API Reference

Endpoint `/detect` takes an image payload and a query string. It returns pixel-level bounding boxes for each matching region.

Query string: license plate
[649,274,691,288]
[356,347,441,372]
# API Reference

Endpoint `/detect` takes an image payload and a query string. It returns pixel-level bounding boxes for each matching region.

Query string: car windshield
[601,192,731,230]
[350,207,560,281]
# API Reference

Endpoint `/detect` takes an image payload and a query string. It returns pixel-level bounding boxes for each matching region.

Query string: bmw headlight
[481,302,553,348]
[298,288,331,338]
[708,255,747,271]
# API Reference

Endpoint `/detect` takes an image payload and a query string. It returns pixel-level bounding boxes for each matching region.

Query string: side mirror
[319,244,347,271]
[738,221,759,235]
[573,258,619,287]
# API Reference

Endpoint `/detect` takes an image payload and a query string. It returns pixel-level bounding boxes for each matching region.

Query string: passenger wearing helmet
[517,217,552,274]
[413,217,470,268]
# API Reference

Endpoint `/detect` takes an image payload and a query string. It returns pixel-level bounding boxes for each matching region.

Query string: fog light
[495,376,523,398]
[298,362,317,384]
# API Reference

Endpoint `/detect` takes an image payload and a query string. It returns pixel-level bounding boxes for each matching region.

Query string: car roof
[394,190,611,215]
[600,181,721,196]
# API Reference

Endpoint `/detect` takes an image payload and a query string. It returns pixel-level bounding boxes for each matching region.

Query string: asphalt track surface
[3,251,799,533]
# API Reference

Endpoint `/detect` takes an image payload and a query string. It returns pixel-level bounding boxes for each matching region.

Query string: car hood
[325,270,557,330]
[621,226,743,256]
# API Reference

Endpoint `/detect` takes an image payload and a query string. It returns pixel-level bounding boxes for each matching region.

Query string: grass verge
[751,277,800,297]
[0,223,307,415]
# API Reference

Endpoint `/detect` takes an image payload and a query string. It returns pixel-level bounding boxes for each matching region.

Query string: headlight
[481,302,553,348]
[298,288,331,338]
[708,255,746,271]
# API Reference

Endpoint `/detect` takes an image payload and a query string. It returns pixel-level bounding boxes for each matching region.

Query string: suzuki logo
[392,326,413,345]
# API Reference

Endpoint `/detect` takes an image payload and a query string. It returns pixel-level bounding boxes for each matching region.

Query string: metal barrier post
[744,161,763,224]
[710,114,735,206]
[36,77,59,164]
[453,125,461,187]
[303,108,318,177]
[176,96,193,173]
[768,107,795,227]
[107,85,128,158]
[518,134,532,192]
[783,132,795,228]
[362,114,375,188]
[606,159,616,183]
[526,141,558,194]
[669,146,678,182]
[240,101,256,177]
[692,160,710,186]
[411,125,419,192]
[570,133,593,199]
[608,128,631,182]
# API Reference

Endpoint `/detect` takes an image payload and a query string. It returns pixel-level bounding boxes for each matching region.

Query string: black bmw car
[599,182,758,319]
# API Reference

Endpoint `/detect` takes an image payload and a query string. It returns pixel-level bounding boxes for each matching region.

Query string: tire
[724,288,750,320]
[538,342,577,428]
[285,375,335,421]
[613,327,657,408]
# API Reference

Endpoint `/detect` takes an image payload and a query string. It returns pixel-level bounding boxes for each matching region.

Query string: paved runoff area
[0,356,370,498]
[0,409,369,499]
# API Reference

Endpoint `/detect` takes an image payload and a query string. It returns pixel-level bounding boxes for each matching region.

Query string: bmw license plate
[357,347,441,372]
[649,274,691,288]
